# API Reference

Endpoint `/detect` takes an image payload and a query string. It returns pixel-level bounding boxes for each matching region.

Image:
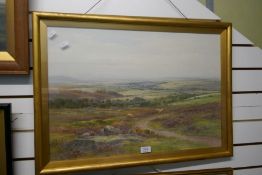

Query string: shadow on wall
[199,0,262,48]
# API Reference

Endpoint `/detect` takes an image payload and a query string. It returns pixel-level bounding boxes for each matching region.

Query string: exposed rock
[100,125,121,135]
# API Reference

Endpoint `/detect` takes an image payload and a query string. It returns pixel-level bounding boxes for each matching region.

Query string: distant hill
[117,81,161,90]
[49,76,85,84]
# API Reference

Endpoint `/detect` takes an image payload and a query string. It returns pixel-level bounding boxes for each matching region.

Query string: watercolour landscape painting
[0,0,7,51]
[47,27,222,161]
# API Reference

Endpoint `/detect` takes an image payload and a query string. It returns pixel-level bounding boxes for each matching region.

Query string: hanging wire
[149,165,162,173]
[167,0,187,19]
[84,0,187,19]
[11,117,18,123]
[84,0,103,14]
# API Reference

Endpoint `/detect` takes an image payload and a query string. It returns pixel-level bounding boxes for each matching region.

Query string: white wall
[1,0,262,174]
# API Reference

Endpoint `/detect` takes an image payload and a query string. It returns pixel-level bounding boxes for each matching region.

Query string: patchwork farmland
[48,78,221,160]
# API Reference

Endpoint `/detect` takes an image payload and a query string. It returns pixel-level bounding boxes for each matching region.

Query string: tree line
[49,93,195,109]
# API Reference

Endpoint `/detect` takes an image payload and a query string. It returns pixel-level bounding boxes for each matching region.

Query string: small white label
[140,146,151,154]
[59,41,70,50]
[48,30,57,39]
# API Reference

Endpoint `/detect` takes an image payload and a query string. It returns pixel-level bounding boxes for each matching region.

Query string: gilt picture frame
[0,0,29,74]
[137,168,233,175]
[33,12,232,175]
[0,104,12,175]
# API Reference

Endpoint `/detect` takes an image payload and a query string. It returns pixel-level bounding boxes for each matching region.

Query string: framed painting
[0,0,29,74]
[33,12,232,174]
[137,168,233,175]
[0,104,12,175]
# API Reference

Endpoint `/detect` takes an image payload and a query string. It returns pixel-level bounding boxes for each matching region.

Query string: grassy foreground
[48,79,221,160]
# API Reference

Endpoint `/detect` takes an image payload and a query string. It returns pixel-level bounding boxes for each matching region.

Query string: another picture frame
[0,0,29,74]
[137,168,233,175]
[33,12,232,174]
[0,104,12,175]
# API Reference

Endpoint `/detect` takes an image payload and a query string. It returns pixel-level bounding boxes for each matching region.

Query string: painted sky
[47,26,220,82]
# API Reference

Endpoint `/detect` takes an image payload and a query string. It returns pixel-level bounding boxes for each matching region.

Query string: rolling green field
[48,79,221,161]
[0,3,7,51]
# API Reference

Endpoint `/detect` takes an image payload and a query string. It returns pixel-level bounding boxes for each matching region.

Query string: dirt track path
[134,112,221,147]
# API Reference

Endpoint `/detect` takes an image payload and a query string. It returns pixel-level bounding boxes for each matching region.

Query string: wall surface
[199,0,262,48]
[0,0,262,175]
